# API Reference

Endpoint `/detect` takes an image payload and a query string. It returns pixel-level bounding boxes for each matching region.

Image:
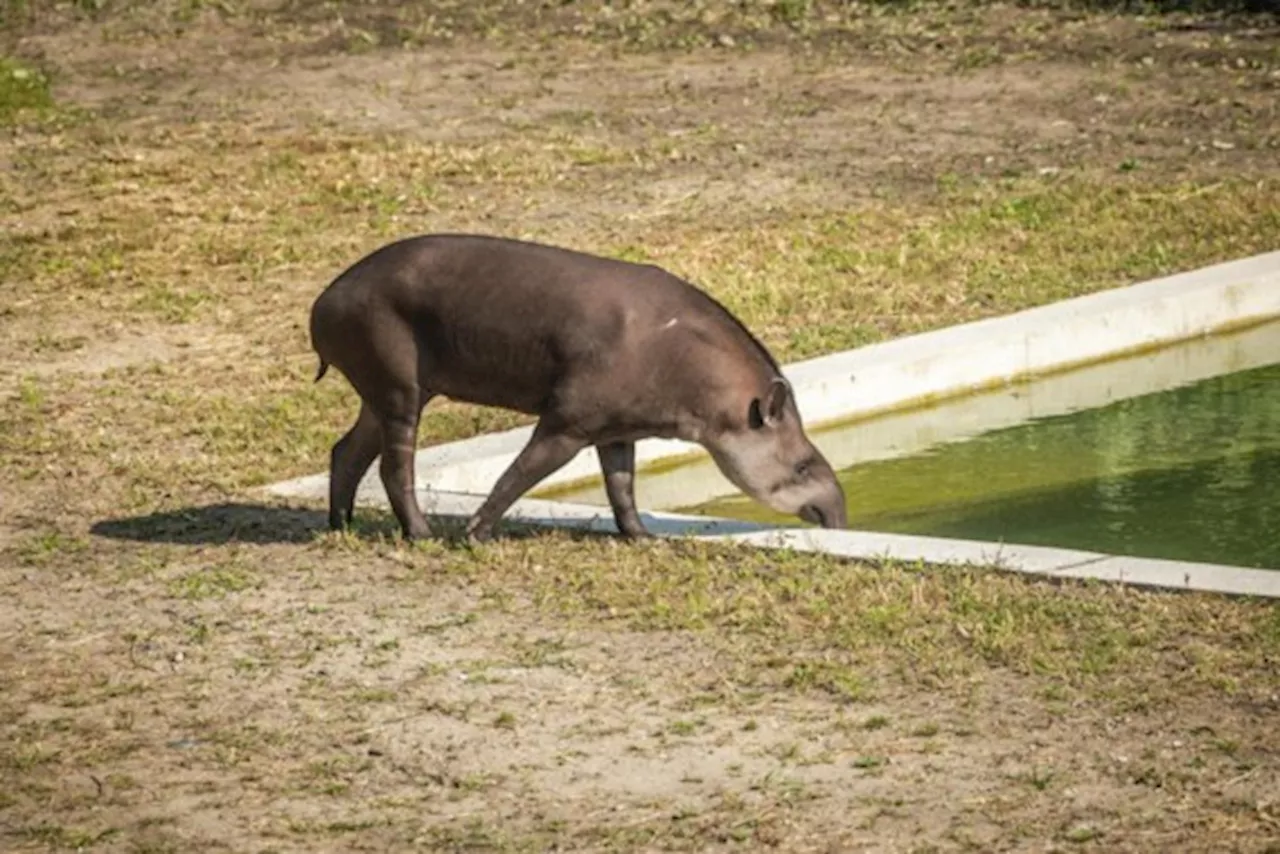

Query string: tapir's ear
[748,378,790,429]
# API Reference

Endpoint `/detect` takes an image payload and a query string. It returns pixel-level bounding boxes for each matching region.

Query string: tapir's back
[399,234,698,325]
[311,233,776,415]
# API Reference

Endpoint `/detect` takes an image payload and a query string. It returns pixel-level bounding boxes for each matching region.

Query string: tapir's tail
[314,359,329,383]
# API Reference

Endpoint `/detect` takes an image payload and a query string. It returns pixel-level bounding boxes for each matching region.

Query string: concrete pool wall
[266,251,1280,598]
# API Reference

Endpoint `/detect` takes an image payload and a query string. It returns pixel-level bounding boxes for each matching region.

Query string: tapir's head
[705,377,848,529]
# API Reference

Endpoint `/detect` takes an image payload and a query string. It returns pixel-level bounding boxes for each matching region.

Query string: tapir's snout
[794,451,848,530]
[799,486,848,530]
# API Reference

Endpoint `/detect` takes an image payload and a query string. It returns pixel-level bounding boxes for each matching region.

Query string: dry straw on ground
[2,2,1279,851]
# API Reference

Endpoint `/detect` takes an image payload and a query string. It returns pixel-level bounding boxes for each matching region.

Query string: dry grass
[3,1,1280,851]
[5,527,1280,850]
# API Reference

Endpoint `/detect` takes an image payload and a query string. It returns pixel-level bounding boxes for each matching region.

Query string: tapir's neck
[671,355,778,446]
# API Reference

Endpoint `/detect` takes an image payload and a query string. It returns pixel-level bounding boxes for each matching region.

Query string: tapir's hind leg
[376,388,434,541]
[329,403,382,531]
[466,419,587,543]
[597,442,651,539]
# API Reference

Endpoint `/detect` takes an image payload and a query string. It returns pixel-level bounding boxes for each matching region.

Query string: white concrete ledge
[785,250,1280,428]
[709,528,1280,599]
[415,490,779,538]
[404,491,1280,599]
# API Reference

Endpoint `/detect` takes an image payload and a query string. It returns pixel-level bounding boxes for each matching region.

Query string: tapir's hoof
[464,518,494,545]
[399,521,433,542]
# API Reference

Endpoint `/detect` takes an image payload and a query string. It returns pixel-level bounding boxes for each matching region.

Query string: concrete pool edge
[390,491,1280,599]
[264,251,1280,596]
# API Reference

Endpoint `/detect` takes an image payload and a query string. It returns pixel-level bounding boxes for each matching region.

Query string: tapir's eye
[794,460,811,478]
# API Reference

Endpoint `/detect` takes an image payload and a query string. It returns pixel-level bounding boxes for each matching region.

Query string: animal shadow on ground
[91,503,333,545]
[88,502,646,547]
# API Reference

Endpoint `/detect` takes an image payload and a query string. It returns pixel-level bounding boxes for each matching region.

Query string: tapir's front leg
[597,442,651,539]
[466,421,586,543]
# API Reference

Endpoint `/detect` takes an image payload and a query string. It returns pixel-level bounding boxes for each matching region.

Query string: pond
[691,321,1280,570]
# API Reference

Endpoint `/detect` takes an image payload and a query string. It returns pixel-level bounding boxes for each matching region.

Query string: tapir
[309,233,848,543]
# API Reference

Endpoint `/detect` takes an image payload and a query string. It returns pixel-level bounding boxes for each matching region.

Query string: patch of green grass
[666,717,707,737]
[1,743,60,771]
[1022,766,1056,791]
[350,687,396,703]
[0,377,55,474]
[13,823,118,849]
[852,755,888,770]
[509,636,573,669]
[290,817,384,835]
[16,375,45,409]
[167,563,260,600]
[770,741,802,762]
[448,535,1280,707]
[411,819,518,852]
[783,660,868,703]
[95,676,148,700]
[15,529,88,567]
[454,771,501,792]
[1212,737,1241,756]
[131,283,215,324]
[673,177,1280,361]
[771,0,813,27]
[1063,823,1103,843]
[299,755,372,797]
[0,56,52,123]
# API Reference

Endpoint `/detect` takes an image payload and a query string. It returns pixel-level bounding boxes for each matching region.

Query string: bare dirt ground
[3,2,1280,852]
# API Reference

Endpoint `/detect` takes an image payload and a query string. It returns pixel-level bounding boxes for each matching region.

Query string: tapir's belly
[414,308,573,415]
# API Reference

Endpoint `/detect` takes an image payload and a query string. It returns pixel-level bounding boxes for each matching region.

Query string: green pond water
[690,359,1280,570]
